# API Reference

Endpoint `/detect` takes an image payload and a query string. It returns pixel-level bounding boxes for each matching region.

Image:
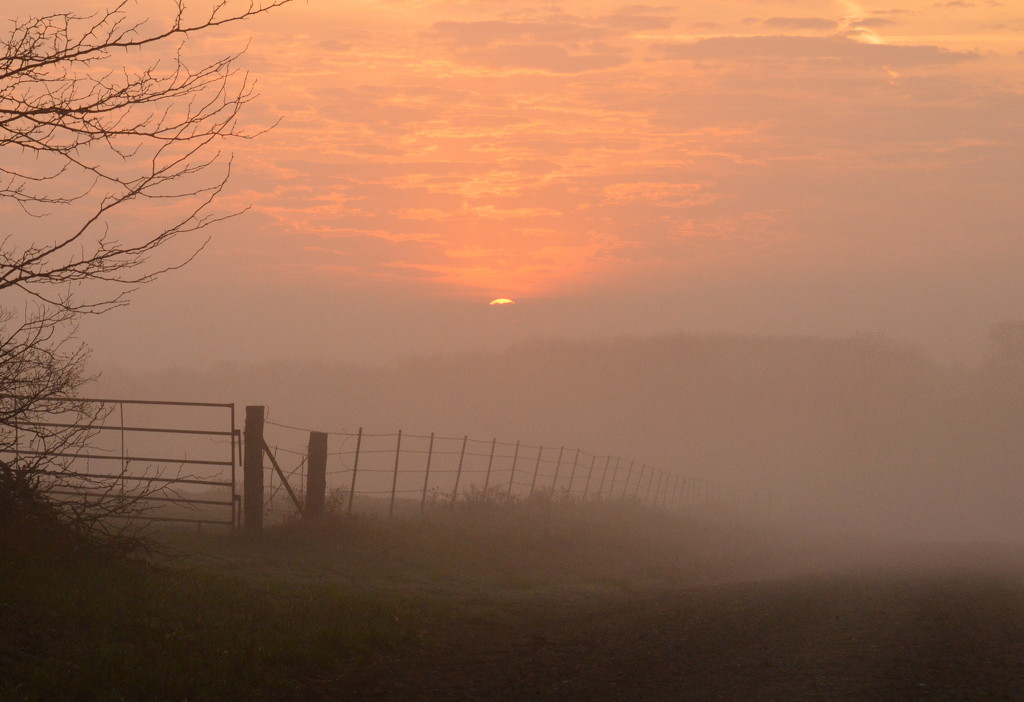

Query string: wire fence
[259,418,725,519]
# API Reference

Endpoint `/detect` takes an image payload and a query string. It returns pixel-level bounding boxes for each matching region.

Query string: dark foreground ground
[5,519,1024,701]
[335,545,1024,701]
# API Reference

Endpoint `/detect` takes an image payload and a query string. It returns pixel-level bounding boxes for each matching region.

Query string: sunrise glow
[186,0,1017,304]
[35,0,1022,371]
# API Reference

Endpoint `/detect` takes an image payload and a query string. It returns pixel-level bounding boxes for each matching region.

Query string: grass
[166,498,778,593]
[1,498,778,700]
[0,549,428,701]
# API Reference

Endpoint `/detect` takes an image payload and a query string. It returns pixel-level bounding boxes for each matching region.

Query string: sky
[22,0,1024,370]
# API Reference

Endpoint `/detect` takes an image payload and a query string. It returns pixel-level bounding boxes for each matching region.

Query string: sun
[489,298,515,306]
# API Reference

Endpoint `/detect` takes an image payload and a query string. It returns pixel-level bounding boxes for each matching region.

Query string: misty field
[0,500,784,700]
[5,500,1024,700]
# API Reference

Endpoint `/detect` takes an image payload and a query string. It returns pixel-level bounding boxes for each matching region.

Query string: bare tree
[0,0,293,546]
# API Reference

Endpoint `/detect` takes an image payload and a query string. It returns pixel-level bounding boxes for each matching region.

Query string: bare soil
[324,543,1024,701]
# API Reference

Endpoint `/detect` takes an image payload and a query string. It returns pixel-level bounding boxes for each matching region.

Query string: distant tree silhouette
[0,0,292,546]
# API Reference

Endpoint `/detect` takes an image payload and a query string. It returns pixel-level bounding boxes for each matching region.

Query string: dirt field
[328,543,1024,701]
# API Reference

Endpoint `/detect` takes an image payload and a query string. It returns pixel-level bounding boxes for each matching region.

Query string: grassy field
[1,500,781,701]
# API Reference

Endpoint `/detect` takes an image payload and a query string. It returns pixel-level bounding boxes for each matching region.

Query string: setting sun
[489,298,516,306]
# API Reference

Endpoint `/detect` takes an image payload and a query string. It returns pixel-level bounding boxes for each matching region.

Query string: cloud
[461,43,630,73]
[316,40,352,52]
[848,18,899,29]
[428,18,633,73]
[606,6,676,31]
[762,17,839,31]
[651,35,978,67]
[429,19,608,48]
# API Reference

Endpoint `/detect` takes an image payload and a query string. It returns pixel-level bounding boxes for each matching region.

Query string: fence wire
[259,420,734,520]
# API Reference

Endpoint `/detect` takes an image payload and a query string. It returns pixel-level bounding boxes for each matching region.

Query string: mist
[93,326,1024,543]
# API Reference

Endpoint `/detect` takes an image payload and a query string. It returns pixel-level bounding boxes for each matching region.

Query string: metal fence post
[420,432,434,512]
[597,455,611,500]
[506,440,520,505]
[390,430,402,518]
[566,448,580,498]
[634,464,645,498]
[451,435,467,507]
[483,438,496,500]
[583,454,596,500]
[607,457,620,499]
[347,428,362,516]
[551,446,564,494]
[529,445,543,499]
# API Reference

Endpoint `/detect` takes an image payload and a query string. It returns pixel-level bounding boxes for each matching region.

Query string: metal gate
[3,397,240,528]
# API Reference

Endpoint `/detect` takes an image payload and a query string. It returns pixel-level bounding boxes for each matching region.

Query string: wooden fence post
[347,428,362,516]
[305,431,327,520]
[243,405,265,535]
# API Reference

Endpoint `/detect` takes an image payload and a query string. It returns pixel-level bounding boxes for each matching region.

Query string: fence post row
[249,409,723,521]
[243,405,265,535]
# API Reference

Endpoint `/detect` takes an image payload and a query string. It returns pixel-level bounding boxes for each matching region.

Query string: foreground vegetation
[0,499,778,700]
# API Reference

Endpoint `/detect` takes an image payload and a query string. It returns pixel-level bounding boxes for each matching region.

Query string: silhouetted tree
[0,0,292,547]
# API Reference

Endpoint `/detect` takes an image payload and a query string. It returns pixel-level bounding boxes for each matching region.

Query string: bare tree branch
[0,1,293,550]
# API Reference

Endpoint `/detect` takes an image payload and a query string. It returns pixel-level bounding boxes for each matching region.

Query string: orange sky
[203,0,1024,299]
[15,0,1020,368]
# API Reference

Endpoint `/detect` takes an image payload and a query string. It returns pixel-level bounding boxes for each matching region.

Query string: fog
[94,326,1024,543]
